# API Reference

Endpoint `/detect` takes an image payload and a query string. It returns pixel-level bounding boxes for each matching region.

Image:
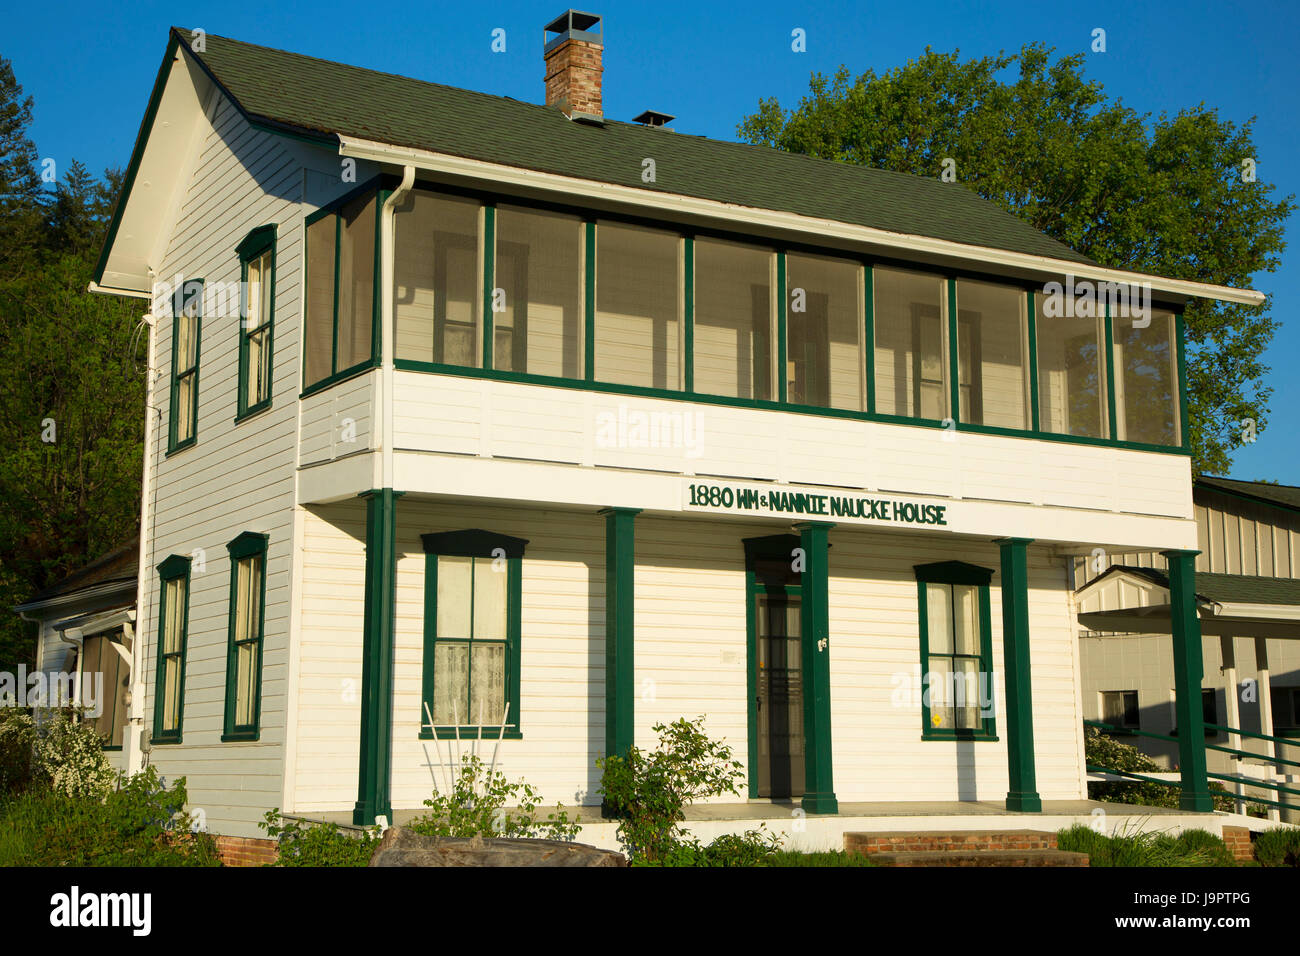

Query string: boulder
[367,827,627,867]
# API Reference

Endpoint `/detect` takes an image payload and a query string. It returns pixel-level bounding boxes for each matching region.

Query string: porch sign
[684,479,950,528]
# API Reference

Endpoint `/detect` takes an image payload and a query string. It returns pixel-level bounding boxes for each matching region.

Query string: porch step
[845,829,1060,856]
[868,848,1089,867]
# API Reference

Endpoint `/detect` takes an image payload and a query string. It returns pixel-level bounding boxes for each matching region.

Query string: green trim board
[914,560,998,742]
[152,554,192,745]
[1103,303,1119,442]
[419,528,526,740]
[1026,291,1040,433]
[1163,549,1214,812]
[683,236,694,393]
[235,224,276,422]
[996,537,1041,812]
[776,251,788,405]
[584,221,596,382]
[1174,311,1189,452]
[222,531,269,741]
[166,278,203,454]
[864,265,876,414]
[482,204,496,370]
[946,278,959,425]
[796,521,837,814]
[353,488,402,826]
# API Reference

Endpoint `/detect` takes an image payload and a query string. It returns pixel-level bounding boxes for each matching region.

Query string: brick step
[845,829,1059,855]
[869,849,1089,868]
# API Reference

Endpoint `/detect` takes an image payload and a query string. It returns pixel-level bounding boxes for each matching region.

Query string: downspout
[125,309,161,775]
[379,166,415,491]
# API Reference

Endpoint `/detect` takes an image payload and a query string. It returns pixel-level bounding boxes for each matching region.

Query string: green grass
[1057,824,1237,867]
[767,849,876,867]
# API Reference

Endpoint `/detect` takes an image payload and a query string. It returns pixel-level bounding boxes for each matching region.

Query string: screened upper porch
[301,179,1186,453]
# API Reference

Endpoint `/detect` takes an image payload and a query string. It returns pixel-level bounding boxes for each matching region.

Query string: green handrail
[1204,722,1300,750]
[1086,719,1300,769]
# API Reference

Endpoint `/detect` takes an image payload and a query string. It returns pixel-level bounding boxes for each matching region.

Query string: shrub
[1057,822,1236,867]
[407,753,580,841]
[260,811,379,867]
[598,715,777,864]
[1254,826,1300,867]
[0,707,116,801]
[769,849,876,867]
[0,766,220,866]
[1084,726,1234,811]
[0,709,37,798]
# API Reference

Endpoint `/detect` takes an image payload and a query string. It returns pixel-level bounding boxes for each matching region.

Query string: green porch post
[996,537,1042,812]
[1163,548,1213,811]
[353,488,402,826]
[601,508,640,766]
[796,521,838,814]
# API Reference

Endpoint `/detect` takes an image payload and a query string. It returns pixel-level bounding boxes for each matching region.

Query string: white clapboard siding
[298,371,375,466]
[294,500,1086,812]
[390,372,1191,523]
[138,87,376,838]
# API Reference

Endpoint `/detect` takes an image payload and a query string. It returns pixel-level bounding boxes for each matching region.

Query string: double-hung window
[915,561,996,740]
[153,554,192,743]
[168,279,203,452]
[420,529,526,738]
[223,532,268,741]
[236,225,276,419]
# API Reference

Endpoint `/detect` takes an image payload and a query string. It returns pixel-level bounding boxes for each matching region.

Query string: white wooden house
[85,17,1265,841]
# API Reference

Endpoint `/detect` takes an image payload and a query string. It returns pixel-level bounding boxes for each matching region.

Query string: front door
[754,584,804,799]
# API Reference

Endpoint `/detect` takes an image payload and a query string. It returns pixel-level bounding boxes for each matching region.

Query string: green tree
[0,61,145,673]
[739,44,1292,475]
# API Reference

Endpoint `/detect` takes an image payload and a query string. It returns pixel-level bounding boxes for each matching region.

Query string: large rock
[368,827,627,867]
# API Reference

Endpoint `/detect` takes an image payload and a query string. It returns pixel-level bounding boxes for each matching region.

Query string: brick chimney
[544,10,603,122]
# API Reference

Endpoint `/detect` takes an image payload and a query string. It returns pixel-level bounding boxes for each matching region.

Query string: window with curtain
[223,532,268,741]
[1101,690,1140,730]
[873,267,947,420]
[1035,294,1108,438]
[303,189,379,389]
[493,205,584,379]
[594,220,682,390]
[153,555,191,743]
[915,561,996,740]
[168,279,202,451]
[236,225,275,419]
[693,237,775,400]
[421,530,526,738]
[1113,307,1179,446]
[394,189,483,367]
[785,252,864,410]
[954,279,1030,429]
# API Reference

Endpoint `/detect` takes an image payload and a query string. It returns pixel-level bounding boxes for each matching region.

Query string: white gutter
[378,166,416,491]
[126,312,160,775]
[88,281,152,300]
[338,135,1265,308]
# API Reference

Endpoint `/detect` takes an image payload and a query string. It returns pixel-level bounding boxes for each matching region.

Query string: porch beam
[353,487,402,826]
[1163,549,1214,811]
[997,537,1042,812]
[796,521,838,814]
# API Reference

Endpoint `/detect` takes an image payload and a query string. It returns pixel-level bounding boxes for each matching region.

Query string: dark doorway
[754,583,804,798]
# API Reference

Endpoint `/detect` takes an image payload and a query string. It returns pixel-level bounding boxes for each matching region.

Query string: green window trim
[222,531,269,742]
[236,225,277,422]
[420,529,527,740]
[152,554,192,744]
[301,179,384,393]
[914,560,998,742]
[166,278,203,455]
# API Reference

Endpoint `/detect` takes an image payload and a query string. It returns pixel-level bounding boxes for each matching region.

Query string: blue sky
[10,0,1298,481]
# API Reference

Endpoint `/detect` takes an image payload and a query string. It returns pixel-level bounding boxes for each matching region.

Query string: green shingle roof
[1197,476,1300,513]
[173,27,1094,265]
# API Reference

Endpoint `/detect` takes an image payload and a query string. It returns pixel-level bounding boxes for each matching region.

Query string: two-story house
[87,16,1264,841]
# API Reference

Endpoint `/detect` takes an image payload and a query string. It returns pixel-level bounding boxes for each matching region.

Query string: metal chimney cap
[544,10,601,34]
[633,109,675,127]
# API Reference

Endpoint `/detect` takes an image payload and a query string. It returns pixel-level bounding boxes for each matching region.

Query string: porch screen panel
[1035,295,1107,438]
[494,205,584,379]
[304,215,336,386]
[693,237,774,400]
[873,267,948,419]
[1113,308,1179,446]
[336,193,376,372]
[594,221,681,389]
[785,252,864,410]
[394,190,482,367]
[954,279,1029,429]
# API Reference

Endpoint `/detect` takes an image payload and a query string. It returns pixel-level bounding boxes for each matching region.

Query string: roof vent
[544,11,604,123]
[633,109,675,128]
